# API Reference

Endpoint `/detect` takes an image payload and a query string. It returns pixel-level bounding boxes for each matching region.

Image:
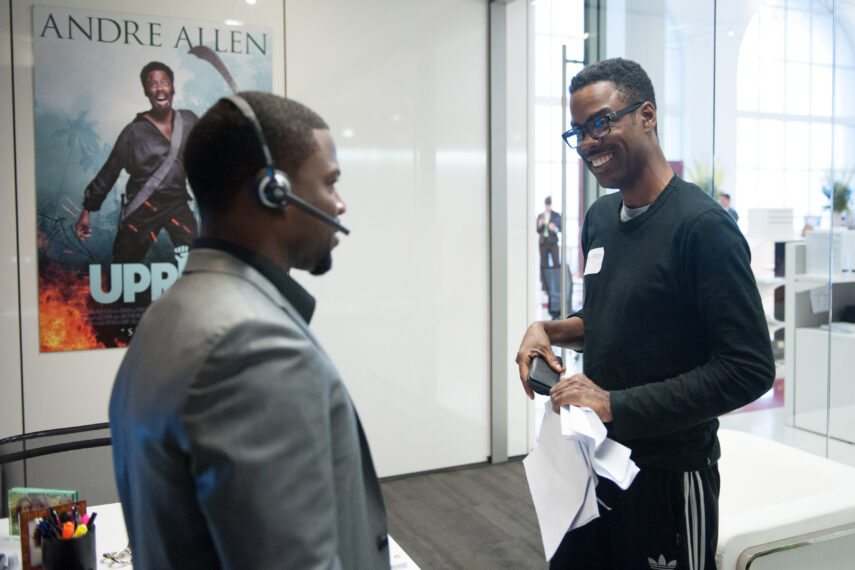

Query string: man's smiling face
[144,69,174,114]
[569,81,648,190]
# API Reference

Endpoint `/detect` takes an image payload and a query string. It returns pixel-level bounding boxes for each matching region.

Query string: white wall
[285,0,494,477]
[1,1,22,440]
[3,0,534,479]
[614,1,717,172]
[497,0,531,458]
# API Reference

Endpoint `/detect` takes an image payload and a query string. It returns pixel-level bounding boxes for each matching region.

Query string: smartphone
[526,355,562,395]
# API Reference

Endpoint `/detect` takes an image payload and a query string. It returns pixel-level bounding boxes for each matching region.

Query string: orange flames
[39,270,104,352]
[37,225,130,352]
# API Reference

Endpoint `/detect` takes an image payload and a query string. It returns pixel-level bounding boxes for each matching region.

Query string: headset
[223,94,350,235]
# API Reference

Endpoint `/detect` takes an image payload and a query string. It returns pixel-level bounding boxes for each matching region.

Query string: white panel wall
[285,0,492,476]
[4,0,285,432]
[624,0,667,118]
[3,0,535,478]
[496,0,531,458]
[1,2,23,440]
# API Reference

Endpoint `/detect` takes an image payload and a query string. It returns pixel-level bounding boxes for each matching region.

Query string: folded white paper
[523,407,592,560]
[560,405,639,490]
[523,405,640,561]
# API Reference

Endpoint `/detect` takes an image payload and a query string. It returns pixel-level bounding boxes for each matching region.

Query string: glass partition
[603,0,855,464]
[530,0,586,436]
[531,0,855,466]
[712,0,855,466]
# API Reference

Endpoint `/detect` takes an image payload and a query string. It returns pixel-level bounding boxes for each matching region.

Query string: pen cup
[41,526,96,570]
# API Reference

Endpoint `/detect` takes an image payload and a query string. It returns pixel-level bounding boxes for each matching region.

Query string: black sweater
[574,175,774,471]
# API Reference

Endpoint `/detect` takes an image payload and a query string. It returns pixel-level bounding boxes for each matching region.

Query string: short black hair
[139,61,174,88]
[545,196,552,205]
[570,58,656,109]
[184,91,329,218]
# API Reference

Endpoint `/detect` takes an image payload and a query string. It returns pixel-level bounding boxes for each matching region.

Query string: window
[736,0,855,228]
[532,0,585,278]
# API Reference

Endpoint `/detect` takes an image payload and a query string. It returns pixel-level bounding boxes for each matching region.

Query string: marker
[87,512,97,527]
[72,524,88,538]
[62,521,74,539]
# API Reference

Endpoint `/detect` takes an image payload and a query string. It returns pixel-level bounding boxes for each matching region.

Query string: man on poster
[75,61,198,266]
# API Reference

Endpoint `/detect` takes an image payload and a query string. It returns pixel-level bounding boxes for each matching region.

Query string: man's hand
[76,210,91,240]
[550,373,612,422]
[548,222,557,232]
[515,321,565,400]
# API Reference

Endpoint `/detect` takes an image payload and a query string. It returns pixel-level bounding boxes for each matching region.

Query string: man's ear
[639,101,657,134]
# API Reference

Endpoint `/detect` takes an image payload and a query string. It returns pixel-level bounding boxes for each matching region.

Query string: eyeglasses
[561,102,645,149]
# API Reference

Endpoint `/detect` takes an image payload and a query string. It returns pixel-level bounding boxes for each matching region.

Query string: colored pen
[44,517,62,537]
[87,512,98,527]
[36,520,55,543]
[62,521,74,539]
[46,519,60,536]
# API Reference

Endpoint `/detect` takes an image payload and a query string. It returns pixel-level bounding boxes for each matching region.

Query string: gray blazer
[109,248,389,569]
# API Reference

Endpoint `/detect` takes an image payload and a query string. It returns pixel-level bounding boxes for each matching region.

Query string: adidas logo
[648,554,677,569]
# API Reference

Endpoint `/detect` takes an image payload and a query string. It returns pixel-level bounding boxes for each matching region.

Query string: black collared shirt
[193,238,315,324]
[84,110,198,211]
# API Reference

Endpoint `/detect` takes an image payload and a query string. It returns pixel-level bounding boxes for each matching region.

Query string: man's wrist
[602,392,614,423]
[542,316,583,348]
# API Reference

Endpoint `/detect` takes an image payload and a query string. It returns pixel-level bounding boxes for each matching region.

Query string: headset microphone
[224,95,350,235]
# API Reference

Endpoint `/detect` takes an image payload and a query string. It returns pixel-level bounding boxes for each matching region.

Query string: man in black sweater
[516,58,774,570]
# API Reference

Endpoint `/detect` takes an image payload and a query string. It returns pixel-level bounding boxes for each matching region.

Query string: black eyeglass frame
[561,101,645,149]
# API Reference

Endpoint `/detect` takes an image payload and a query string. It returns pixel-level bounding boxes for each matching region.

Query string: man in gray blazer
[109,92,390,569]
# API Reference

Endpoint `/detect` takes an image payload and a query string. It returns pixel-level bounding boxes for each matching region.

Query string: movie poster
[32,5,273,352]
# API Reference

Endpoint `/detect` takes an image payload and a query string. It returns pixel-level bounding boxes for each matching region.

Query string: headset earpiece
[222,94,294,212]
[254,168,293,211]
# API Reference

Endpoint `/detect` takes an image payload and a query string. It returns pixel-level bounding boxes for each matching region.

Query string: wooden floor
[381,459,548,569]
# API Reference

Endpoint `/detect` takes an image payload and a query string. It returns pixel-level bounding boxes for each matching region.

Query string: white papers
[820,321,855,334]
[523,407,597,560]
[560,406,638,490]
[523,405,640,561]
[809,285,829,314]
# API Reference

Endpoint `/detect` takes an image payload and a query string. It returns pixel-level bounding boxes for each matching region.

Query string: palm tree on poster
[52,110,98,214]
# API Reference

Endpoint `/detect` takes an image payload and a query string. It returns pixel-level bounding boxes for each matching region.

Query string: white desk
[2,502,418,569]
[717,429,855,569]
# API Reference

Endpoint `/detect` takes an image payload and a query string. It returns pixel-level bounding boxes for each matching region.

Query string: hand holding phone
[526,355,563,396]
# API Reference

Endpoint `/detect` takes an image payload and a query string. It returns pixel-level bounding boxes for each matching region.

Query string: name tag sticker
[584,247,605,275]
